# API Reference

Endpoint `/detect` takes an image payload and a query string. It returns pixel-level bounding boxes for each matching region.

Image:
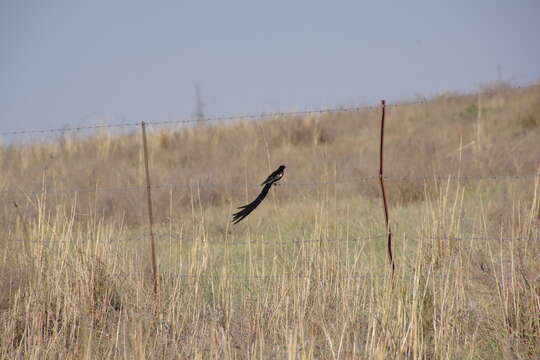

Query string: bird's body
[260,165,286,186]
[232,165,286,224]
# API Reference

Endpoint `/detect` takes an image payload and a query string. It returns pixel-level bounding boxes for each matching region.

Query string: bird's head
[279,165,286,170]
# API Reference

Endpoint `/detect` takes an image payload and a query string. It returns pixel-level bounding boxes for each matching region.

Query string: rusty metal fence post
[379,100,395,274]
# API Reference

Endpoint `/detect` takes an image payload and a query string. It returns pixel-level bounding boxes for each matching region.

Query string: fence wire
[0,105,375,137]
[4,232,537,246]
[1,173,537,197]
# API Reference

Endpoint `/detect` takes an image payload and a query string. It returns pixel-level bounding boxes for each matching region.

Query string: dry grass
[0,83,539,358]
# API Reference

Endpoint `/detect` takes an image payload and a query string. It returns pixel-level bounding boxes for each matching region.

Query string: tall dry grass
[1,83,538,226]
[1,83,539,358]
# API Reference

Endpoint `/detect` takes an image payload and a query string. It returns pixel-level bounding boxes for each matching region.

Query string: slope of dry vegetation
[0,83,539,358]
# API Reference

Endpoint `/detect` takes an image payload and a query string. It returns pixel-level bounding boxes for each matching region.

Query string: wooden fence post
[141,121,159,295]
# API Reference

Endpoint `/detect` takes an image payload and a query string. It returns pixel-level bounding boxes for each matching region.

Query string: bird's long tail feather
[232,183,273,224]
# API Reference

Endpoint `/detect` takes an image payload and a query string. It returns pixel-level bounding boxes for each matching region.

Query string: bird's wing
[260,173,275,186]
[261,169,282,186]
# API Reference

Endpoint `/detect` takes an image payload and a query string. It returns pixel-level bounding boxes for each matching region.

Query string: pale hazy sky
[1,1,539,136]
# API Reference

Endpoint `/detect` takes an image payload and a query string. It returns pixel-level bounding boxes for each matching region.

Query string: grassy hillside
[1,83,539,358]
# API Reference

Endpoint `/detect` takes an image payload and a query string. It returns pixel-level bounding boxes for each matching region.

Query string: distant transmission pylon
[194,84,206,122]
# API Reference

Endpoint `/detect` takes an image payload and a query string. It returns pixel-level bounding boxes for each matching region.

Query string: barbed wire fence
[1,82,537,138]
[1,83,539,288]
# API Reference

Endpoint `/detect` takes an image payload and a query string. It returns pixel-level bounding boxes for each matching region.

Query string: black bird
[260,165,286,186]
[232,165,286,224]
